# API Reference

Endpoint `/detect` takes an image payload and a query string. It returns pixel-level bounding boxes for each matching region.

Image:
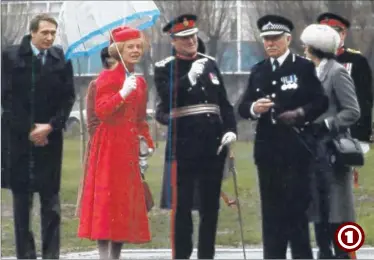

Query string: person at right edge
[238,15,328,259]
[317,12,373,148]
[153,14,237,259]
[300,23,361,259]
[316,12,373,259]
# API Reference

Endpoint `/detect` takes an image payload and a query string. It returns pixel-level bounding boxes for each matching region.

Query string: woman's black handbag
[329,87,365,167]
[330,134,364,167]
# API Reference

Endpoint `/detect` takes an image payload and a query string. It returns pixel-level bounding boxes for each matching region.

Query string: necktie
[273,59,279,71]
[37,51,45,65]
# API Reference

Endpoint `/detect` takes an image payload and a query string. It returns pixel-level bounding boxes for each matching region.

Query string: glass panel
[29,2,47,13]
[50,1,63,13]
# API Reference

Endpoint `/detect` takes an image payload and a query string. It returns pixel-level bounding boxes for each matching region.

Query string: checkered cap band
[262,22,290,33]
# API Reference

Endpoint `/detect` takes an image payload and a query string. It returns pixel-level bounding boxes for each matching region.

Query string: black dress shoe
[318,251,334,259]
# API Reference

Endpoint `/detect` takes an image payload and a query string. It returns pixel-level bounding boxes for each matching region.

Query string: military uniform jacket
[337,47,373,142]
[238,52,328,166]
[154,53,237,160]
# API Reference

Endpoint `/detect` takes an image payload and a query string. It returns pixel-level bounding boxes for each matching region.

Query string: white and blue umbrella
[58,1,160,61]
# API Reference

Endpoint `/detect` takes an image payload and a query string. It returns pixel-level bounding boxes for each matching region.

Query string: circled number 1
[345,230,353,244]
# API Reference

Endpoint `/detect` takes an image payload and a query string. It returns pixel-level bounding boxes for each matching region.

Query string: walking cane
[227,147,247,260]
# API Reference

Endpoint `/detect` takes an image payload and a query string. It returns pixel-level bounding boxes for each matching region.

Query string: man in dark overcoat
[1,14,75,259]
[153,14,237,259]
[237,15,328,259]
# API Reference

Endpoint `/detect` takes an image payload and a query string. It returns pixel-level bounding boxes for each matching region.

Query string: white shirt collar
[30,41,47,57]
[316,58,328,79]
[270,48,290,67]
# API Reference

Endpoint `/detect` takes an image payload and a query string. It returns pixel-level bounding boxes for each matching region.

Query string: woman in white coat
[300,24,360,259]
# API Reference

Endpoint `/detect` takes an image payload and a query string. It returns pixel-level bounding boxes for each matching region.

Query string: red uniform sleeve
[95,70,125,121]
[137,77,155,149]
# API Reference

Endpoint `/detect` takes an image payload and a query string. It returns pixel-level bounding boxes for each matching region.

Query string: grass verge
[1,139,373,256]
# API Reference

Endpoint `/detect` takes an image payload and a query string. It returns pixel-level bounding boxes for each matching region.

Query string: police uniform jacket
[337,47,373,142]
[238,52,328,166]
[154,53,237,161]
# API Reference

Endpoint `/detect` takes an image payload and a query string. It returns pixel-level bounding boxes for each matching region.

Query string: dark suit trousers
[257,163,313,259]
[12,190,61,259]
[173,157,224,259]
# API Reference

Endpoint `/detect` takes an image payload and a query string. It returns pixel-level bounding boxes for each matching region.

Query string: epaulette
[347,48,361,54]
[155,56,175,67]
[197,52,215,61]
[253,59,266,67]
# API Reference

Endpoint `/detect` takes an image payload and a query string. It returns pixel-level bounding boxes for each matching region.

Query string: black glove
[277,107,305,125]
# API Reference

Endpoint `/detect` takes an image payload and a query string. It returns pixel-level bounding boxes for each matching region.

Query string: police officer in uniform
[238,15,328,259]
[153,14,237,259]
[317,12,373,145]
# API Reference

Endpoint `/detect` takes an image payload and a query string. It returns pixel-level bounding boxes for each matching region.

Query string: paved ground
[4,247,374,259]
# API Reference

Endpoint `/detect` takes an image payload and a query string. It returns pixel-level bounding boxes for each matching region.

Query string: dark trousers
[315,223,350,259]
[257,163,313,259]
[313,138,350,259]
[11,190,61,259]
[173,158,224,259]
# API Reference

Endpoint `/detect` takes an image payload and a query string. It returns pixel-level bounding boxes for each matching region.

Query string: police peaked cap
[257,15,294,37]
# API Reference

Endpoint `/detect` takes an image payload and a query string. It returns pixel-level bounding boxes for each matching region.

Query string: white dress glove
[221,132,237,146]
[119,74,137,99]
[188,58,208,86]
[217,132,237,154]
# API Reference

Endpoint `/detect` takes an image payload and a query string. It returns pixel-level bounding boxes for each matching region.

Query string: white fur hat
[300,24,341,54]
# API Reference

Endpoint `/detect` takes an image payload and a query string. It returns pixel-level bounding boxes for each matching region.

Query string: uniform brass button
[207,114,210,117]
[202,87,205,91]
[272,81,277,85]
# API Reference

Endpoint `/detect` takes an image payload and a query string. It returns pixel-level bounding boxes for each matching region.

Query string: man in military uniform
[316,12,373,259]
[318,12,373,145]
[238,15,328,259]
[153,14,237,259]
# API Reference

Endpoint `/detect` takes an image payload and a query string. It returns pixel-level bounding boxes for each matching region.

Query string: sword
[228,148,247,260]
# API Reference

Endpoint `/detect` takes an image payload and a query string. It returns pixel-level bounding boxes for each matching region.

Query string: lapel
[43,47,62,73]
[278,52,293,71]
[18,34,62,73]
[319,59,334,82]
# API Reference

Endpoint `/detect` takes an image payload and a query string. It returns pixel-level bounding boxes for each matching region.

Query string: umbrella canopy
[58,1,160,60]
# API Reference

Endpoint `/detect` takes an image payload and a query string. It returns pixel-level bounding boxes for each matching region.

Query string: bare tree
[244,0,327,54]
[153,0,236,64]
[349,1,374,72]
[1,2,30,49]
[137,0,236,96]
[244,0,373,64]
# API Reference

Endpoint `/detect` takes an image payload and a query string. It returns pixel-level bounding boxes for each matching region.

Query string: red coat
[78,63,154,242]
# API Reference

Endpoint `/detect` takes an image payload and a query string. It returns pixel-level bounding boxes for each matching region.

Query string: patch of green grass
[1,139,374,256]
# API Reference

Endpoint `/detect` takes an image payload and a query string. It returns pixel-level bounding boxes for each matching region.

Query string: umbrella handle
[109,30,131,76]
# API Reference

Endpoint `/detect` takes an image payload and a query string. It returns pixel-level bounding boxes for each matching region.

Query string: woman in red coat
[77,26,155,259]
[75,46,116,217]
